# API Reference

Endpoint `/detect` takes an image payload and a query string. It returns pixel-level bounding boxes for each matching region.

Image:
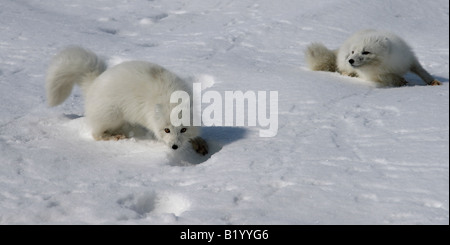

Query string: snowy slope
[0,0,448,224]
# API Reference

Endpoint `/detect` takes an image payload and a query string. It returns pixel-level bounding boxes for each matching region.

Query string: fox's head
[157,123,199,150]
[346,36,389,68]
[151,103,199,150]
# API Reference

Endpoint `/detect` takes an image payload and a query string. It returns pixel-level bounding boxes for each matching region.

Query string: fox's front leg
[190,137,209,156]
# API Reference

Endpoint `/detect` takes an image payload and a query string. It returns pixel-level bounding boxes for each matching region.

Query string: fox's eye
[164,128,170,133]
[362,51,370,55]
[180,128,187,133]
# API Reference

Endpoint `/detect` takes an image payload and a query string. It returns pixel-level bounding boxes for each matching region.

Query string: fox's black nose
[349,59,355,64]
[172,145,178,150]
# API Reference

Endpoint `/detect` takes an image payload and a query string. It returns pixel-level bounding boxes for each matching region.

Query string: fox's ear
[378,37,391,52]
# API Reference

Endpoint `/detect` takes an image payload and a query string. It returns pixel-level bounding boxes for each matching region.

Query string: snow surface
[0,0,448,224]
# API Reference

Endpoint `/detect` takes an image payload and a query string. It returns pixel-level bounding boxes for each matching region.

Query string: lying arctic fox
[46,46,208,155]
[305,29,442,87]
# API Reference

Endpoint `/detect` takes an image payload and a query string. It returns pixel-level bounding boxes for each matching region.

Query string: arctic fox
[46,46,208,155]
[305,29,442,87]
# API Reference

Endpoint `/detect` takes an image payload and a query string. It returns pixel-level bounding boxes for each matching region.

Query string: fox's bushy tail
[45,46,107,106]
[305,43,337,72]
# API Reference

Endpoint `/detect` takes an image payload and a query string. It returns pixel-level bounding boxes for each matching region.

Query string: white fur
[46,46,201,151]
[306,29,441,87]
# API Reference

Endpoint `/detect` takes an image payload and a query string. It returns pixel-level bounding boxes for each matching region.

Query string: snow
[0,0,448,224]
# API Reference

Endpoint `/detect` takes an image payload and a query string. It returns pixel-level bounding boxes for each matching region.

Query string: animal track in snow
[154,193,191,216]
[98,27,118,35]
[117,192,157,217]
[139,13,169,25]
[117,191,190,219]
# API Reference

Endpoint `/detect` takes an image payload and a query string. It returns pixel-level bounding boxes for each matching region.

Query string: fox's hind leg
[93,131,127,141]
[411,61,442,86]
[88,109,127,141]
[92,123,127,141]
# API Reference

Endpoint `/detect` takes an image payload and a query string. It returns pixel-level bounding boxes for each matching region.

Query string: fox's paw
[111,134,127,141]
[93,133,127,141]
[429,80,442,86]
[190,137,209,156]
[340,71,358,77]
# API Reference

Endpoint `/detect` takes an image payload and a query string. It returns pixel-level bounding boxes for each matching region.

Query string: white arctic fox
[46,46,208,155]
[305,29,442,87]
